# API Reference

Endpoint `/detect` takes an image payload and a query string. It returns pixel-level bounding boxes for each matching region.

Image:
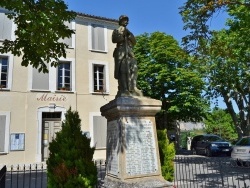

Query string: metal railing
[6,163,47,188]
[4,157,250,188]
[174,156,250,188]
[0,165,6,188]
[2,160,107,188]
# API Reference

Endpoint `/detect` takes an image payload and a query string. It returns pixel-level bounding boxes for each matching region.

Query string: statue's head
[119,15,129,25]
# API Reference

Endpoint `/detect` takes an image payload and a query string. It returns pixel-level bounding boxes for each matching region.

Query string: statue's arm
[112,29,124,43]
[127,31,136,46]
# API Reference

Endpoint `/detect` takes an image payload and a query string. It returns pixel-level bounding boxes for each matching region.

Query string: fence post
[0,165,7,188]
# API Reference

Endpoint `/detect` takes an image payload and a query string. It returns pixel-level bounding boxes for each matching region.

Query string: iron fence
[0,165,6,188]
[5,163,47,188]
[2,160,106,188]
[4,157,250,188]
[174,156,250,188]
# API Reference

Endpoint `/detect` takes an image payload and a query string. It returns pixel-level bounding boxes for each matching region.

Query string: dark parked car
[191,134,232,157]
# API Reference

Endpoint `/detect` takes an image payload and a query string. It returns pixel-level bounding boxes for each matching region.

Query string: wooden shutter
[0,13,12,40]
[93,116,107,148]
[0,115,6,152]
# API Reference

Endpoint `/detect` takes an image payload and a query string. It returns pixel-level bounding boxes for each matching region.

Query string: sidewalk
[176,148,192,155]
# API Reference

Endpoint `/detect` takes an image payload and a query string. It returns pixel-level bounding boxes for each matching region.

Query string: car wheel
[237,160,243,166]
[192,148,197,155]
[243,161,250,167]
[205,148,212,157]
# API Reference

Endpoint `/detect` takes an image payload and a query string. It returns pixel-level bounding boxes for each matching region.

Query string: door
[42,120,62,161]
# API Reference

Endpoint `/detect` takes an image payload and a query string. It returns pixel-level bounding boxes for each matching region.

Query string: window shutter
[92,24,105,51]
[93,116,107,148]
[0,13,12,40]
[32,68,49,90]
[0,115,6,152]
[58,21,72,47]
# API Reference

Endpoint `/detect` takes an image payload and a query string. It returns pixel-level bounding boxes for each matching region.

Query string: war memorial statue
[112,15,142,97]
[100,15,172,187]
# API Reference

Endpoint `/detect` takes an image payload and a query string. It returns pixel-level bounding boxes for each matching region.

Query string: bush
[47,108,97,188]
[157,129,175,182]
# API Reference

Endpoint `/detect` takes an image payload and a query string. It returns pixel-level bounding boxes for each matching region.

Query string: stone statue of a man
[112,15,142,97]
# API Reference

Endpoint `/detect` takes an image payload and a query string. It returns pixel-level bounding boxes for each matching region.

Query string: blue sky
[66,0,228,109]
[66,0,227,43]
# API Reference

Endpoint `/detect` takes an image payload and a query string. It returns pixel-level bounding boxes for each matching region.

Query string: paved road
[174,151,250,188]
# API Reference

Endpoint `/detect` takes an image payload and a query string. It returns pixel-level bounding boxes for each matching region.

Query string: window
[0,12,12,40]
[93,116,107,149]
[57,61,71,91]
[29,58,75,92]
[90,24,107,52]
[32,67,49,90]
[0,56,8,89]
[89,61,109,94]
[58,21,75,48]
[0,112,10,153]
[94,65,105,92]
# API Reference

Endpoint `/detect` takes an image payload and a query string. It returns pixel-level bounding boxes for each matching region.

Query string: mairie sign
[36,93,68,102]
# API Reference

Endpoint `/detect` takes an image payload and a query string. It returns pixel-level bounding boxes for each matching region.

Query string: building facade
[0,8,118,164]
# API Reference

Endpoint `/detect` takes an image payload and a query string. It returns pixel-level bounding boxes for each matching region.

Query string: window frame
[88,23,108,53]
[89,60,110,94]
[0,111,10,154]
[29,58,75,92]
[0,54,13,91]
[93,64,105,92]
[57,61,72,91]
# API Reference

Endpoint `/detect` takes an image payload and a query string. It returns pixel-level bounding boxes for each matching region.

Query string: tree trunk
[222,93,244,137]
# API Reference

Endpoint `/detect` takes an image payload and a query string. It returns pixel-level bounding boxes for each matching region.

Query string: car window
[194,136,202,141]
[235,137,250,146]
[206,136,223,141]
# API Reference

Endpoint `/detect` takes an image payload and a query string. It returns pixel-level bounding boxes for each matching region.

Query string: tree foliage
[180,0,250,54]
[0,0,76,73]
[180,0,250,137]
[204,108,238,142]
[47,108,97,188]
[134,32,209,124]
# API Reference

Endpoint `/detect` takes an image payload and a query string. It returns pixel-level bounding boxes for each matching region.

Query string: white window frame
[28,58,75,92]
[88,60,110,94]
[0,111,10,154]
[88,23,108,53]
[0,54,13,90]
[93,64,105,92]
[57,61,72,91]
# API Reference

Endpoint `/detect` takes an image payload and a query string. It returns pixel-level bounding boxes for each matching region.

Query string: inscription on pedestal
[106,120,119,176]
[125,119,158,176]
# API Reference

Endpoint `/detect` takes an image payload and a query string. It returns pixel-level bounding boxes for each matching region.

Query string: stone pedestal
[100,96,172,188]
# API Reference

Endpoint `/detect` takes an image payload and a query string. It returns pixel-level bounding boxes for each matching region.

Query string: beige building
[0,8,119,165]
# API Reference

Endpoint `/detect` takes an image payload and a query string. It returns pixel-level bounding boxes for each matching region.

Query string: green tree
[157,129,175,181]
[180,1,250,137]
[0,0,76,73]
[179,0,250,54]
[47,108,97,188]
[134,32,209,126]
[204,108,238,142]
